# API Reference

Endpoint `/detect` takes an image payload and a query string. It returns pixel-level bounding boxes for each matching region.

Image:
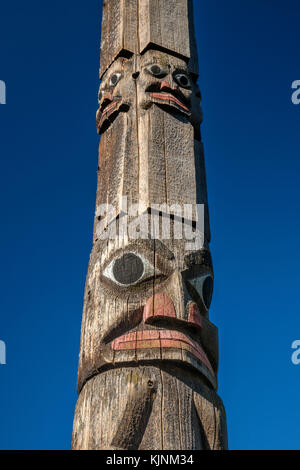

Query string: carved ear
[186,273,214,315]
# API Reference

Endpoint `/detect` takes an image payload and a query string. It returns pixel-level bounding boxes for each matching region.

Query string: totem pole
[72,0,228,450]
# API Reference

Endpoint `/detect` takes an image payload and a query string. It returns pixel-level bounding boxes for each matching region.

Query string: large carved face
[96,57,135,134]
[138,51,202,133]
[78,222,218,392]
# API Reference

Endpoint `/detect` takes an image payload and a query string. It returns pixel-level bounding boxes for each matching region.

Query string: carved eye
[109,73,122,87]
[98,89,103,103]
[103,252,161,287]
[173,72,191,89]
[147,64,167,78]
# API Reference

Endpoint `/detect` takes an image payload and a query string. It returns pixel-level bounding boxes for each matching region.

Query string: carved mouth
[149,92,190,115]
[112,329,213,373]
[97,96,122,132]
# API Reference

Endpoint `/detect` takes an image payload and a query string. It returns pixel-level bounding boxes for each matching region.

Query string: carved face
[78,226,218,392]
[138,51,202,129]
[96,58,135,134]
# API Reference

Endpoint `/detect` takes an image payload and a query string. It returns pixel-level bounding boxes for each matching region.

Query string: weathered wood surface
[138,0,190,57]
[73,366,227,450]
[97,49,204,227]
[99,0,138,78]
[100,0,199,78]
[73,0,227,450]
[95,56,139,238]
[137,50,199,215]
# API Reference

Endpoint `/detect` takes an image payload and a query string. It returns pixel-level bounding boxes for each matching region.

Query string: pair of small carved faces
[96,51,202,136]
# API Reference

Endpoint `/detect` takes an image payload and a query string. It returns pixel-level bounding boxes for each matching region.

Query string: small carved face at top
[96,57,135,134]
[138,51,195,118]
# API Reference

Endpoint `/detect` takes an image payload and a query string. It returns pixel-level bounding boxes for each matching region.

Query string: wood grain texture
[100,0,199,77]
[73,365,226,450]
[100,0,138,78]
[139,1,188,61]
[137,51,199,218]
[95,57,139,239]
[73,366,227,450]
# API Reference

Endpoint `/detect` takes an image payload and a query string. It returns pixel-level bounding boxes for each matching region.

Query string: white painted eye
[109,73,122,87]
[173,72,191,89]
[103,252,161,287]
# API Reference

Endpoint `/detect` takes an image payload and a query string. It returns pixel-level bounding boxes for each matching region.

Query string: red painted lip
[150,92,190,113]
[112,329,213,373]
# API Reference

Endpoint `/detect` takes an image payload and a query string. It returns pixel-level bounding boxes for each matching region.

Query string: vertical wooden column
[72,0,227,450]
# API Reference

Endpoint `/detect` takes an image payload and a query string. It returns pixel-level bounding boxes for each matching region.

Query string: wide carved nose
[143,293,202,332]
[143,293,176,322]
[160,80,179,92]
[160,81,171,91]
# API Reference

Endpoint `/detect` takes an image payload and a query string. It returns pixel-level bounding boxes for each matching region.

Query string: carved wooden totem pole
[72,0,228,450]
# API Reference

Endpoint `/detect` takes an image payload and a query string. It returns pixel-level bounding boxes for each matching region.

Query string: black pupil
[151,65,161,75]
[113,253,144,285]
[178,75,188,86]
[111,74,118,85]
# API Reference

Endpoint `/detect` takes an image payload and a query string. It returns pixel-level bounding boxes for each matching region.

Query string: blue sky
[0,0,300,450]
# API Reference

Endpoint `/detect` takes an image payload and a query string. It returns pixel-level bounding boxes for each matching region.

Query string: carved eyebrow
[97,236,175,270]
[173,67,189,74]
[107,238,174,262]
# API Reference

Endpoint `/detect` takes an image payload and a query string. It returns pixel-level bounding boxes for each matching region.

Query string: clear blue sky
[0,0,299,450]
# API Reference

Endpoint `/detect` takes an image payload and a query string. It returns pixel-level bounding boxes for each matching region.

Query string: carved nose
[143,293,202,331]
[160,81,171,90]
[101,93,113,104]
[143,294,176,323]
